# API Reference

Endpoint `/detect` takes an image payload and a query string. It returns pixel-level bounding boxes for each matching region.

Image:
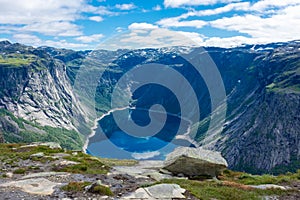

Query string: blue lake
[86,109,193,160]
[87,131,179,160]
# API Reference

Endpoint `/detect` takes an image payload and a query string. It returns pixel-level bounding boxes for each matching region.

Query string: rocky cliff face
[0,41,90,149]
[0,41,87,132]
[213,43,300,174]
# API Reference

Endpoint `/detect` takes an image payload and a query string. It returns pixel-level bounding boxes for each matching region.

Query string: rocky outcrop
[163,147,228,178]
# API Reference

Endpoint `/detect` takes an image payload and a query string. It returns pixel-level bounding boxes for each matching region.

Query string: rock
[146,184,186,199]
[112,160,164,179]
[145,172,173,181]
[39,142,62,149]
[57,160,79,166]
[122,188,150,199]
[21,142,62,149]
[51,153,70,158]
[0,178,61,195]
[30,152,44,158]
[123,184,186,199]
[85,180,111,195]
[159,169,173,175]
[5,172,13,178]
[250,184,290,190]
[163,147,228,178]
[21,172,69,179]
[263,196,279,200]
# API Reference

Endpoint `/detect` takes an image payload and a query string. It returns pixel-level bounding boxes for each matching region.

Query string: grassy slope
[0,109,84,150]
[159,169,300,200]
[0,54,36,67]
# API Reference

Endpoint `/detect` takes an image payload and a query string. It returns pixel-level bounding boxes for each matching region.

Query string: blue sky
[0,0,299,50]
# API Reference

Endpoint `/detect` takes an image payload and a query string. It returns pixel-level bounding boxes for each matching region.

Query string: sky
[0,0,299,50]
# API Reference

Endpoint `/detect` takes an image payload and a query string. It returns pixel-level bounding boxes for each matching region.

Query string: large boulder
[163,147,228,178]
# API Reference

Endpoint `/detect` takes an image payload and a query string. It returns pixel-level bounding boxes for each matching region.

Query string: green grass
[220,169,300,185]
[98,157,137,166]
[13,168,26,174]
[61,181,91,192]
[89,185,113,196]
[61,181,113,196]
[159,178,294,200]
[52,152,110,174]
[0,54,35,67]
[0,109,84,150]
[0,143,134,177]
[0,143,63,163]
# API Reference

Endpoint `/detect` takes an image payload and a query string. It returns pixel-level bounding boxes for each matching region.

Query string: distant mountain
[0,40,299,174]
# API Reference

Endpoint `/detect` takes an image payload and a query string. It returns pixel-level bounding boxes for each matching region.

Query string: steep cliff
[0,41,89,149]
[213,44,300,174]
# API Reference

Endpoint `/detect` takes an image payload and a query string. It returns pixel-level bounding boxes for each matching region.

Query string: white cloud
[153,5,162,11]
[13,34,42,45]
[176,31,205,44]
[203,36,256,48]
[210,5,300,43]
[128,23,158,30]
[163,0,239,8]
[116,27,125,33]
[0,0,83,25]
[131,151,160,160]
[12,33,89,49]
[115,3,136,10]
[75,34,104,43]
[44,39,89,49]
[191,2,250,16]
[251,0,300,12]
[89,16,103,22]
[157,2,248,29]
[0,0,113,37]
[157,18,207,28]
[98,25,204,50]
[82,5,115,16]
[21,21,82,37]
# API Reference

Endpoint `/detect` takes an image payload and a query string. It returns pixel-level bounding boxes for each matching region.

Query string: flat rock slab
[122,184,186,199]
[0,178,61,195]
[21,172,70,179]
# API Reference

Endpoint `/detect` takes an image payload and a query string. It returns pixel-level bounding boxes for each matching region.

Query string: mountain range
[0,40,299,175]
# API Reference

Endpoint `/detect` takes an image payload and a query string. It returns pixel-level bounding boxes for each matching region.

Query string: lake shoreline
[82,107,198,155]
[82,107,130,153]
